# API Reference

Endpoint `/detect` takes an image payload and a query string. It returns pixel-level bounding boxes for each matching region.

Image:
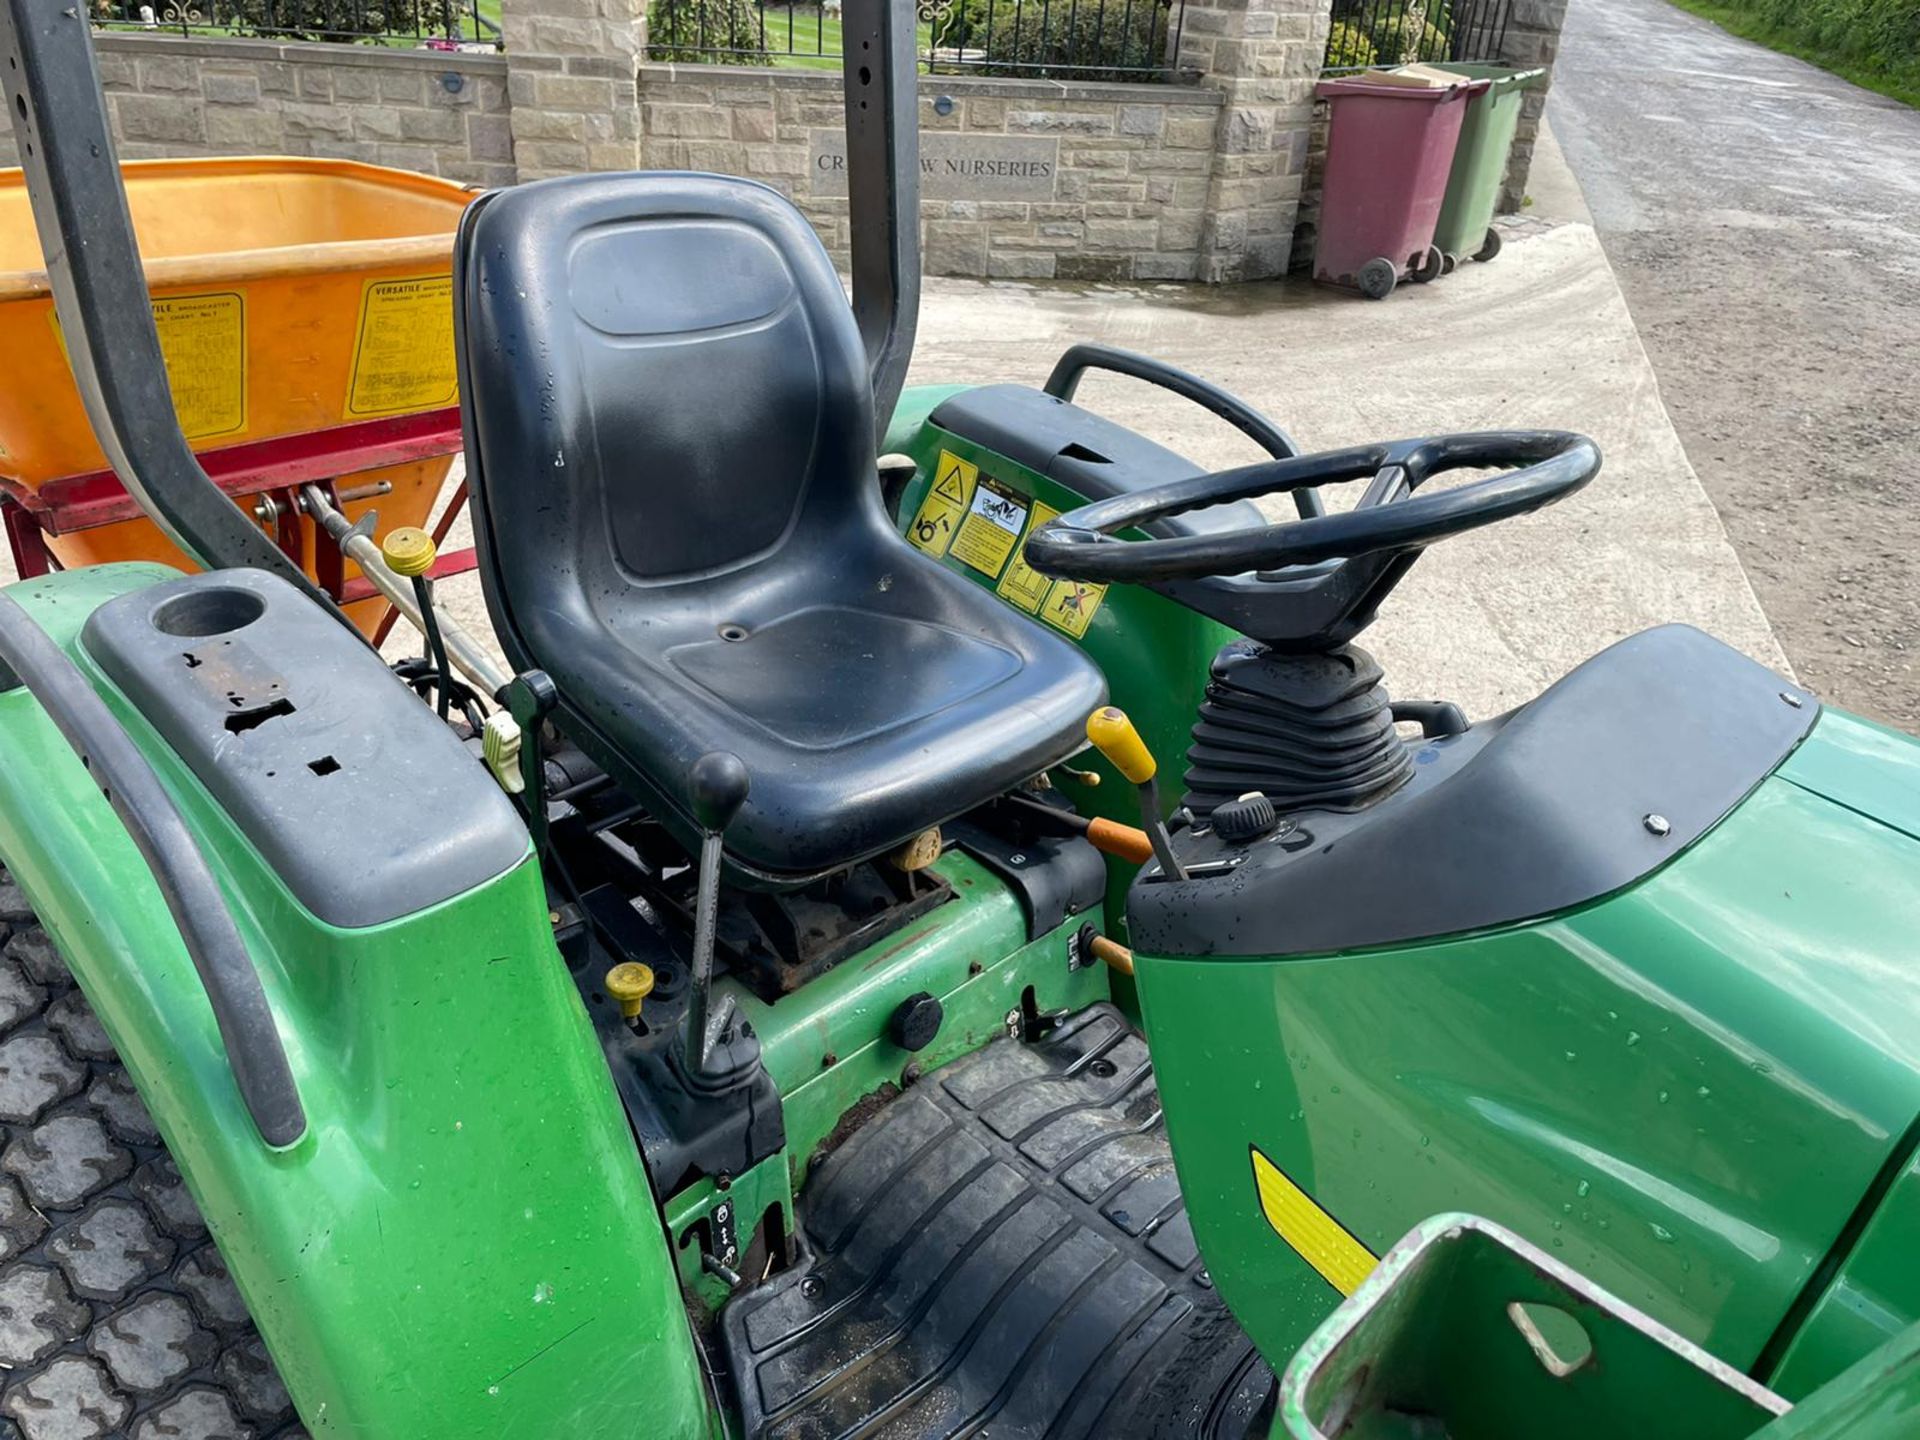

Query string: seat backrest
[455,174,877,640]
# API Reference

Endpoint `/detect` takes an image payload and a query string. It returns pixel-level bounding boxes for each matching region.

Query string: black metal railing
[645,0,1191,82]
[90,0,501,47]
[1323,0,1513,72]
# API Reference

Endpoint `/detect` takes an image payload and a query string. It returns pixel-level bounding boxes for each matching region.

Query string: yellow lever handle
[1086,706,1156,785]
[382,526,438,578]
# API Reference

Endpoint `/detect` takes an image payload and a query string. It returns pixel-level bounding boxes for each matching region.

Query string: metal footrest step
[721,1004,1276,1439]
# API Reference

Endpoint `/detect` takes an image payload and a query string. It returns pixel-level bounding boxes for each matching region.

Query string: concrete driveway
[1552,0,1920,727]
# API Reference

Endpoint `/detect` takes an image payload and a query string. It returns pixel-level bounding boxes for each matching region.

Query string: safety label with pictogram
[1040,576,1108,639]
[950,475,1030,578]
[995,500,1060,613]
[345,275,460,418]
[908,450,977,557]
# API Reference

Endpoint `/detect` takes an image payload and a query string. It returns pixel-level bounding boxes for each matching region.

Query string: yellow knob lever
[1086,706,1156,785]
[605,962,655,1022]
[382,526,438,578]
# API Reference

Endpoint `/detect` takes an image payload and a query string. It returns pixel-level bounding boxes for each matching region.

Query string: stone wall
[1173,0,1329,281]
[0,0,1563,282]
[1496,0,1568,212]
[0,34,512,185]
[638,66,1224,281]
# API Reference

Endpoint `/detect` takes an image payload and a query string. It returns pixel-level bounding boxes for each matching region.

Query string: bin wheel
[1474,228,1504,263]
[1441,252,1459,276]
[1410,246,1445,284]
[1356,257,1398,300]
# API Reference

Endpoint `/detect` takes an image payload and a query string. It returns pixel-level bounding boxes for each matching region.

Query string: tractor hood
[1774,707,1920,847]
[1135,700,1920,1385]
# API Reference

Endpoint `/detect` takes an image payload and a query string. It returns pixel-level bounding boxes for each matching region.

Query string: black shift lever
[685,751,750,1076]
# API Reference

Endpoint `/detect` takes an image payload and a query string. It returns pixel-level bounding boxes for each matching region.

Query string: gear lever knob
[690,751,750,835]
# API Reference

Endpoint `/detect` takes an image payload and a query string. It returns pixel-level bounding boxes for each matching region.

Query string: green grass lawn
[1665,0,1920,109]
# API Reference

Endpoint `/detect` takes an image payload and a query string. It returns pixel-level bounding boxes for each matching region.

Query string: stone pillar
[502,0,646,179]
[1495,0,1568,211]
[1178,0,1332,282]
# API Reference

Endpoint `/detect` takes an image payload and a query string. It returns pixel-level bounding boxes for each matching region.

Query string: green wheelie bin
[1427,62,1545,267]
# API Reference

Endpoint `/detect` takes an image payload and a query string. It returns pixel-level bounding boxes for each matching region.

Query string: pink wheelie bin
[1313,70,1488,299]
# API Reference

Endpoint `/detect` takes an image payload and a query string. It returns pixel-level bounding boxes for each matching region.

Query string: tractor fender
[0,565,713,1439]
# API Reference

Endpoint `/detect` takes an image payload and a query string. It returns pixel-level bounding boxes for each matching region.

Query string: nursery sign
[810,131,1059,200]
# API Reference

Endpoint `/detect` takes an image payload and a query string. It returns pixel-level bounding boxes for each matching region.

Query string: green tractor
[0,0,1917,1434]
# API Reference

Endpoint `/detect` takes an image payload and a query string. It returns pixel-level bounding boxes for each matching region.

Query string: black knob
[690,751,750,834]
[1211,791,1278,842]
[889,992,944,1052]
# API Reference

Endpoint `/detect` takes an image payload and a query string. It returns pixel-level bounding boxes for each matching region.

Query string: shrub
[645,0,772,63]
[1369,11,1450,64]
[1714,0,1920,87]
[221,0,406,40]
[935,0,1177,80]
[1325,19,1376,67]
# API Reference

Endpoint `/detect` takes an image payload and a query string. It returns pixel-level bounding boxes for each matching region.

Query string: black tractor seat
[454,174,1106,883]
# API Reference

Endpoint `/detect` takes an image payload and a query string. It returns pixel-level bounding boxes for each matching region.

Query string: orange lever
[1086,817,1154,866]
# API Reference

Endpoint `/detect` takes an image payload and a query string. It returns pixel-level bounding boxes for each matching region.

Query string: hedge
[933,0,1175,81]
[1671,0,1920,105]
[645,0,772,63]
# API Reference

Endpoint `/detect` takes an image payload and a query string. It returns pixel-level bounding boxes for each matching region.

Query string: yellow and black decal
[909,449,977,557]
[52,291,247,441]
[346,275,459,418]
[950,474,1031,578]
[1039,577,1107,639]
[1249,1145,1377,1296]
[996,500,1060,613]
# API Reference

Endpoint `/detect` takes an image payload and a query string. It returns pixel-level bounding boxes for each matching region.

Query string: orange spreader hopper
[0,157,476,637]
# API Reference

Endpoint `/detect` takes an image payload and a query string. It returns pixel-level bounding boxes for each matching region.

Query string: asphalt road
[1550,0,1920,728]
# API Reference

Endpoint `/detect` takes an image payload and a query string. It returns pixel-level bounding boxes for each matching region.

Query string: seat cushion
[531,553,1107,880]
[455,173,1107,880]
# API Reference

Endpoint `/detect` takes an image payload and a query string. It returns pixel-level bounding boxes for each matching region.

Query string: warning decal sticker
[1250,1145,1377,1297]
[56,292,247,440]
[1039,577,1107,639]
[909,450,977,557]
[950,475,1030,578]
[345,275,459,418]
[995,500,1060,613]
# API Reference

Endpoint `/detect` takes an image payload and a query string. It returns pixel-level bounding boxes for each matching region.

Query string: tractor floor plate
[720,1004,1276,1439]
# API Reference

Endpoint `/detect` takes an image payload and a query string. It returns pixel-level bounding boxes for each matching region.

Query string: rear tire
[1356,257,1398,299]
[1474,227,1504,263]
[0,870,304,1440]
[1410,245,1445,284]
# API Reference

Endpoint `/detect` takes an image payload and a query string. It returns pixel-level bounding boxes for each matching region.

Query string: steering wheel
[1023,431,1601,649]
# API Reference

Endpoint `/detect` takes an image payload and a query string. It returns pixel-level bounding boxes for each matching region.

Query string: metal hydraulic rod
[299,485,511,699]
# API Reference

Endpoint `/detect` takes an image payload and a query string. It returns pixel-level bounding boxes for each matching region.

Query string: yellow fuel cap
[1086,706,1156,785]
[382,526,437,578]
[605,962,655,1021]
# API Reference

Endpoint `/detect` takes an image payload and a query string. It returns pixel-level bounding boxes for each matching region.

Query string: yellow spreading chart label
[1040,577,1107,639]
[950,475,1030,578]
[909,450,976,557]
[346,276,459,418]
[996,501,1060,613]
[56,292,247,440]
[1250,1146,1377,1297]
